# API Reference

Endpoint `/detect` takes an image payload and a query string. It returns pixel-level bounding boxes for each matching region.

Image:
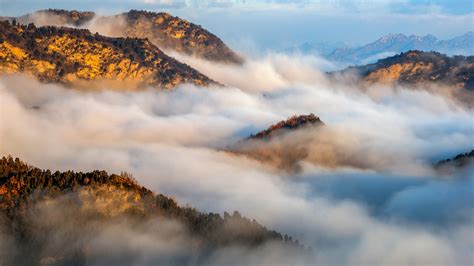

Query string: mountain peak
[378,33,407,43]
[248,114,323,140]
[435,150,474,169]
[343,50,474,91]
[0,20,215,89]
[322,31,473,65]
[116,9,243,64]
[13,9,243,64]
[33,9,95,26]
[126,9,172,18]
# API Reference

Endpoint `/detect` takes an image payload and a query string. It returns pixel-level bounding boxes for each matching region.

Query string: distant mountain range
[288,32,474,65]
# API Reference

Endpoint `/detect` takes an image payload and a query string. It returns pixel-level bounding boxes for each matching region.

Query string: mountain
[108,10,243,64]
[247,114,324,140]
[0,20,214,89]
[0,156,304,265]
[340,50,474,90]
[19,9,95,26]
[233,114,325,171]
[435,150,474,169]
[289,32,474,65]
[13,9,243,64]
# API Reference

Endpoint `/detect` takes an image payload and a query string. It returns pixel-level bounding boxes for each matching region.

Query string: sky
[0,0,473,51]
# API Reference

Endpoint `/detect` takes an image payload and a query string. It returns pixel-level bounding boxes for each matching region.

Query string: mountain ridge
[11,9,243,64]
[339,50,474,90]
[0,20,215,89]
[435,150,474,168]
[0,155,305,265]
[232,114,325,172]
[247,114,324,140]
[289,32,474,65]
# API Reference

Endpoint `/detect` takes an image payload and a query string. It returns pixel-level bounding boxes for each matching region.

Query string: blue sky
[2,0,472,15]
[1,0,473,51]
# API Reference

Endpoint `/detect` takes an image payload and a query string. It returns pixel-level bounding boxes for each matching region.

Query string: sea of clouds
[1,51,473,265]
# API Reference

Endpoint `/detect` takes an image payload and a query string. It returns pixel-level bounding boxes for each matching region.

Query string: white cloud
[0,49,473,264]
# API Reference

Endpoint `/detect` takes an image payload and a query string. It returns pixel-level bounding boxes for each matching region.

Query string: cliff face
[344,51,474,90]
[0,20,214,89]
[14,9,243,64]
[0,156,302,265]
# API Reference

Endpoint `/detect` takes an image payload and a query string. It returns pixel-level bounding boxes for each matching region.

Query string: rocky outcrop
[0,20,214,89]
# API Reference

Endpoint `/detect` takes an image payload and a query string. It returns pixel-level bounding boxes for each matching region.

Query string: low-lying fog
[1,53,473,265]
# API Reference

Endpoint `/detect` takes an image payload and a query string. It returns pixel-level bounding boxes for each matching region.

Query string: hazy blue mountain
[289,32,474,66]
[282,41,350,56]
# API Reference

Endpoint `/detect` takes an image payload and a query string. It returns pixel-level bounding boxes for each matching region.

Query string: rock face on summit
[0,20,214,89]
[14,9,243,64]
[343,50,474,90]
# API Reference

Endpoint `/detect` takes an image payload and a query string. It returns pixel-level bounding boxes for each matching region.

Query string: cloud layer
[0,51,473,265]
